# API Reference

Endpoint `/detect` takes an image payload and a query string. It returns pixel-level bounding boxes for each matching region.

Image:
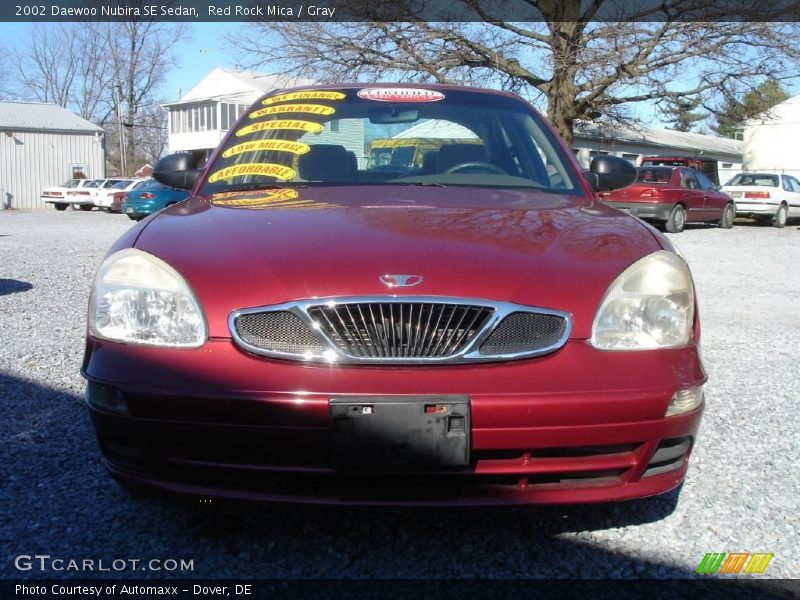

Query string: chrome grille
[229,297,571,364]
[306,302,492,359]
[479,312,567,355]
[234,311,326,355]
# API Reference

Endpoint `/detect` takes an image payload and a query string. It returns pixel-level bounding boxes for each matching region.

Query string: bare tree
[105,19,189,175]
[130,104,169,166]
[0,43,9,99]
[12,18,188,175]
[14,24,114,122]
[15,25,79,108]
[230,0,800,145]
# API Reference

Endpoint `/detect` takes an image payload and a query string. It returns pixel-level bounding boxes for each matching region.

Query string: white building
[162,69,365,163]
[573,122,744,182]
[0,102,105,210]
[743,94,800,177]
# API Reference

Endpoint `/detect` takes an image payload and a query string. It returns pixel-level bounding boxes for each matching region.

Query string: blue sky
[160,22,246,102]
[0,22,244,104]
[1,21,796,131]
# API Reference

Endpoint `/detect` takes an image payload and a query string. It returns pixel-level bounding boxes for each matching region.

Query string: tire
[665,204,686,233]
[53,203,67,211]
[719,203,735,229]
[127,214,139,221]
[773,204,787,228]
[79,204,93,211]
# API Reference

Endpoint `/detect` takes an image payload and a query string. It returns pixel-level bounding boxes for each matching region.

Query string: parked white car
[41,179,100,211]
[721,172,800,228]
[93,179,141,210]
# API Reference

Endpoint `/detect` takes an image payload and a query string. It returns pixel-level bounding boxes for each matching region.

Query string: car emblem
[379,274,424,288]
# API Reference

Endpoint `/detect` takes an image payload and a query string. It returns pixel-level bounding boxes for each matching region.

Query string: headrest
[298,145,356,181]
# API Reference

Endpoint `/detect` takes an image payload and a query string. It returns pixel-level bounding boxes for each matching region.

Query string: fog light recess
[665,386,704,417]
[86,381,129,414]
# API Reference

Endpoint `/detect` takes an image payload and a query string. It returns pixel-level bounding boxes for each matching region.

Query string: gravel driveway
[1,210,798,584]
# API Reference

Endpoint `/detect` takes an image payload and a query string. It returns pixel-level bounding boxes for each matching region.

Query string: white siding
[0,130,105,210]
[306,120,366,164]
[743,121,800,176]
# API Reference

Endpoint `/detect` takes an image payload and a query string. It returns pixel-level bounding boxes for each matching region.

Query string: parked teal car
[121,179,190,221]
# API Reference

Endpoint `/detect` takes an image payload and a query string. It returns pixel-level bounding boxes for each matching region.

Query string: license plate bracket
[330,395,470,469]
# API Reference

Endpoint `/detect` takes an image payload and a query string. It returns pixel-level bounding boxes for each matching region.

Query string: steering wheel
[442,161,509,175]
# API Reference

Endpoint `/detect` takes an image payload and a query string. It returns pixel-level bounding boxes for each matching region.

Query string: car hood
[133,186,662,338]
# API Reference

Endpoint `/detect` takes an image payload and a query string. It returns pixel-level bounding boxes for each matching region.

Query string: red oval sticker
[357,88,445,103]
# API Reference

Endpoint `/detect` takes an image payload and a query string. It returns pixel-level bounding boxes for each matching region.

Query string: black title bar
[4,0,800,22]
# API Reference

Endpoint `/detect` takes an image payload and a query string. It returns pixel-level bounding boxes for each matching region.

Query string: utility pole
[114,83,126,176]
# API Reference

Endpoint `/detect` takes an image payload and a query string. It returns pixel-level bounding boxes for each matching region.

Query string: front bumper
[83,337,705,505]
[602,201,673,221]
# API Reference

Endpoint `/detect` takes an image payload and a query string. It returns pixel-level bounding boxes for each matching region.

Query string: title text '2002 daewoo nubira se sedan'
[82,84,705,505]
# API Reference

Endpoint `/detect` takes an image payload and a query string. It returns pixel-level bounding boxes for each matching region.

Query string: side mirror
[153,153,203,191]
[585,156,637,192]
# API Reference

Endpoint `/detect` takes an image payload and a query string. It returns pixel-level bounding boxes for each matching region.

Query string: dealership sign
[357,88,445,102]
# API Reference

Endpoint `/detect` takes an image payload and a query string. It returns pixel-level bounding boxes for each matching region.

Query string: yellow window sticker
[262,91,346,105]
[211,189,337,210]
[207,163,296,183]
[222,140,311,158]
[236,120,324,136]
[249,104,336,118]
[213,188,299,205]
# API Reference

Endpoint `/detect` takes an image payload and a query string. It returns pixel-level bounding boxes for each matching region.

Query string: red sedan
[600,166,735,233]
[83,85,705,505]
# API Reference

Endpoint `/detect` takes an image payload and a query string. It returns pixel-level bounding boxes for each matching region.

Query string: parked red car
[83,85,705,506]
[599,166,735,233]
[640,156,720,186]
[109,191,126,213]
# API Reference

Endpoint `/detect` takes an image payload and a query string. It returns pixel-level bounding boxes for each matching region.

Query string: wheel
[719,203,735,229]
[127,214,140,221]
[665,204,686,233]
[79,204,93,211]
[773,204,787,228]
[53,203,67,211]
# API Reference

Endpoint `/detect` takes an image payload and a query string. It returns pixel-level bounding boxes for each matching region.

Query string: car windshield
[61,180,79,188]
[198,87,580,196]
[726,174,779,187]
[111,180,134,189]
[135,179,168,191]
[84,180,101,188]
[636,167,673,184]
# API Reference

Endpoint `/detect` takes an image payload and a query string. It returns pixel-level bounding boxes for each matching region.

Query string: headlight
[590,250,694,350]
[88,248,206,347]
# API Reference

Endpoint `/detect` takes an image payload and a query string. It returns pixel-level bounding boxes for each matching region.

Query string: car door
[678,169,705,220]
[694,170,725,219]
[783,175,800,217]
